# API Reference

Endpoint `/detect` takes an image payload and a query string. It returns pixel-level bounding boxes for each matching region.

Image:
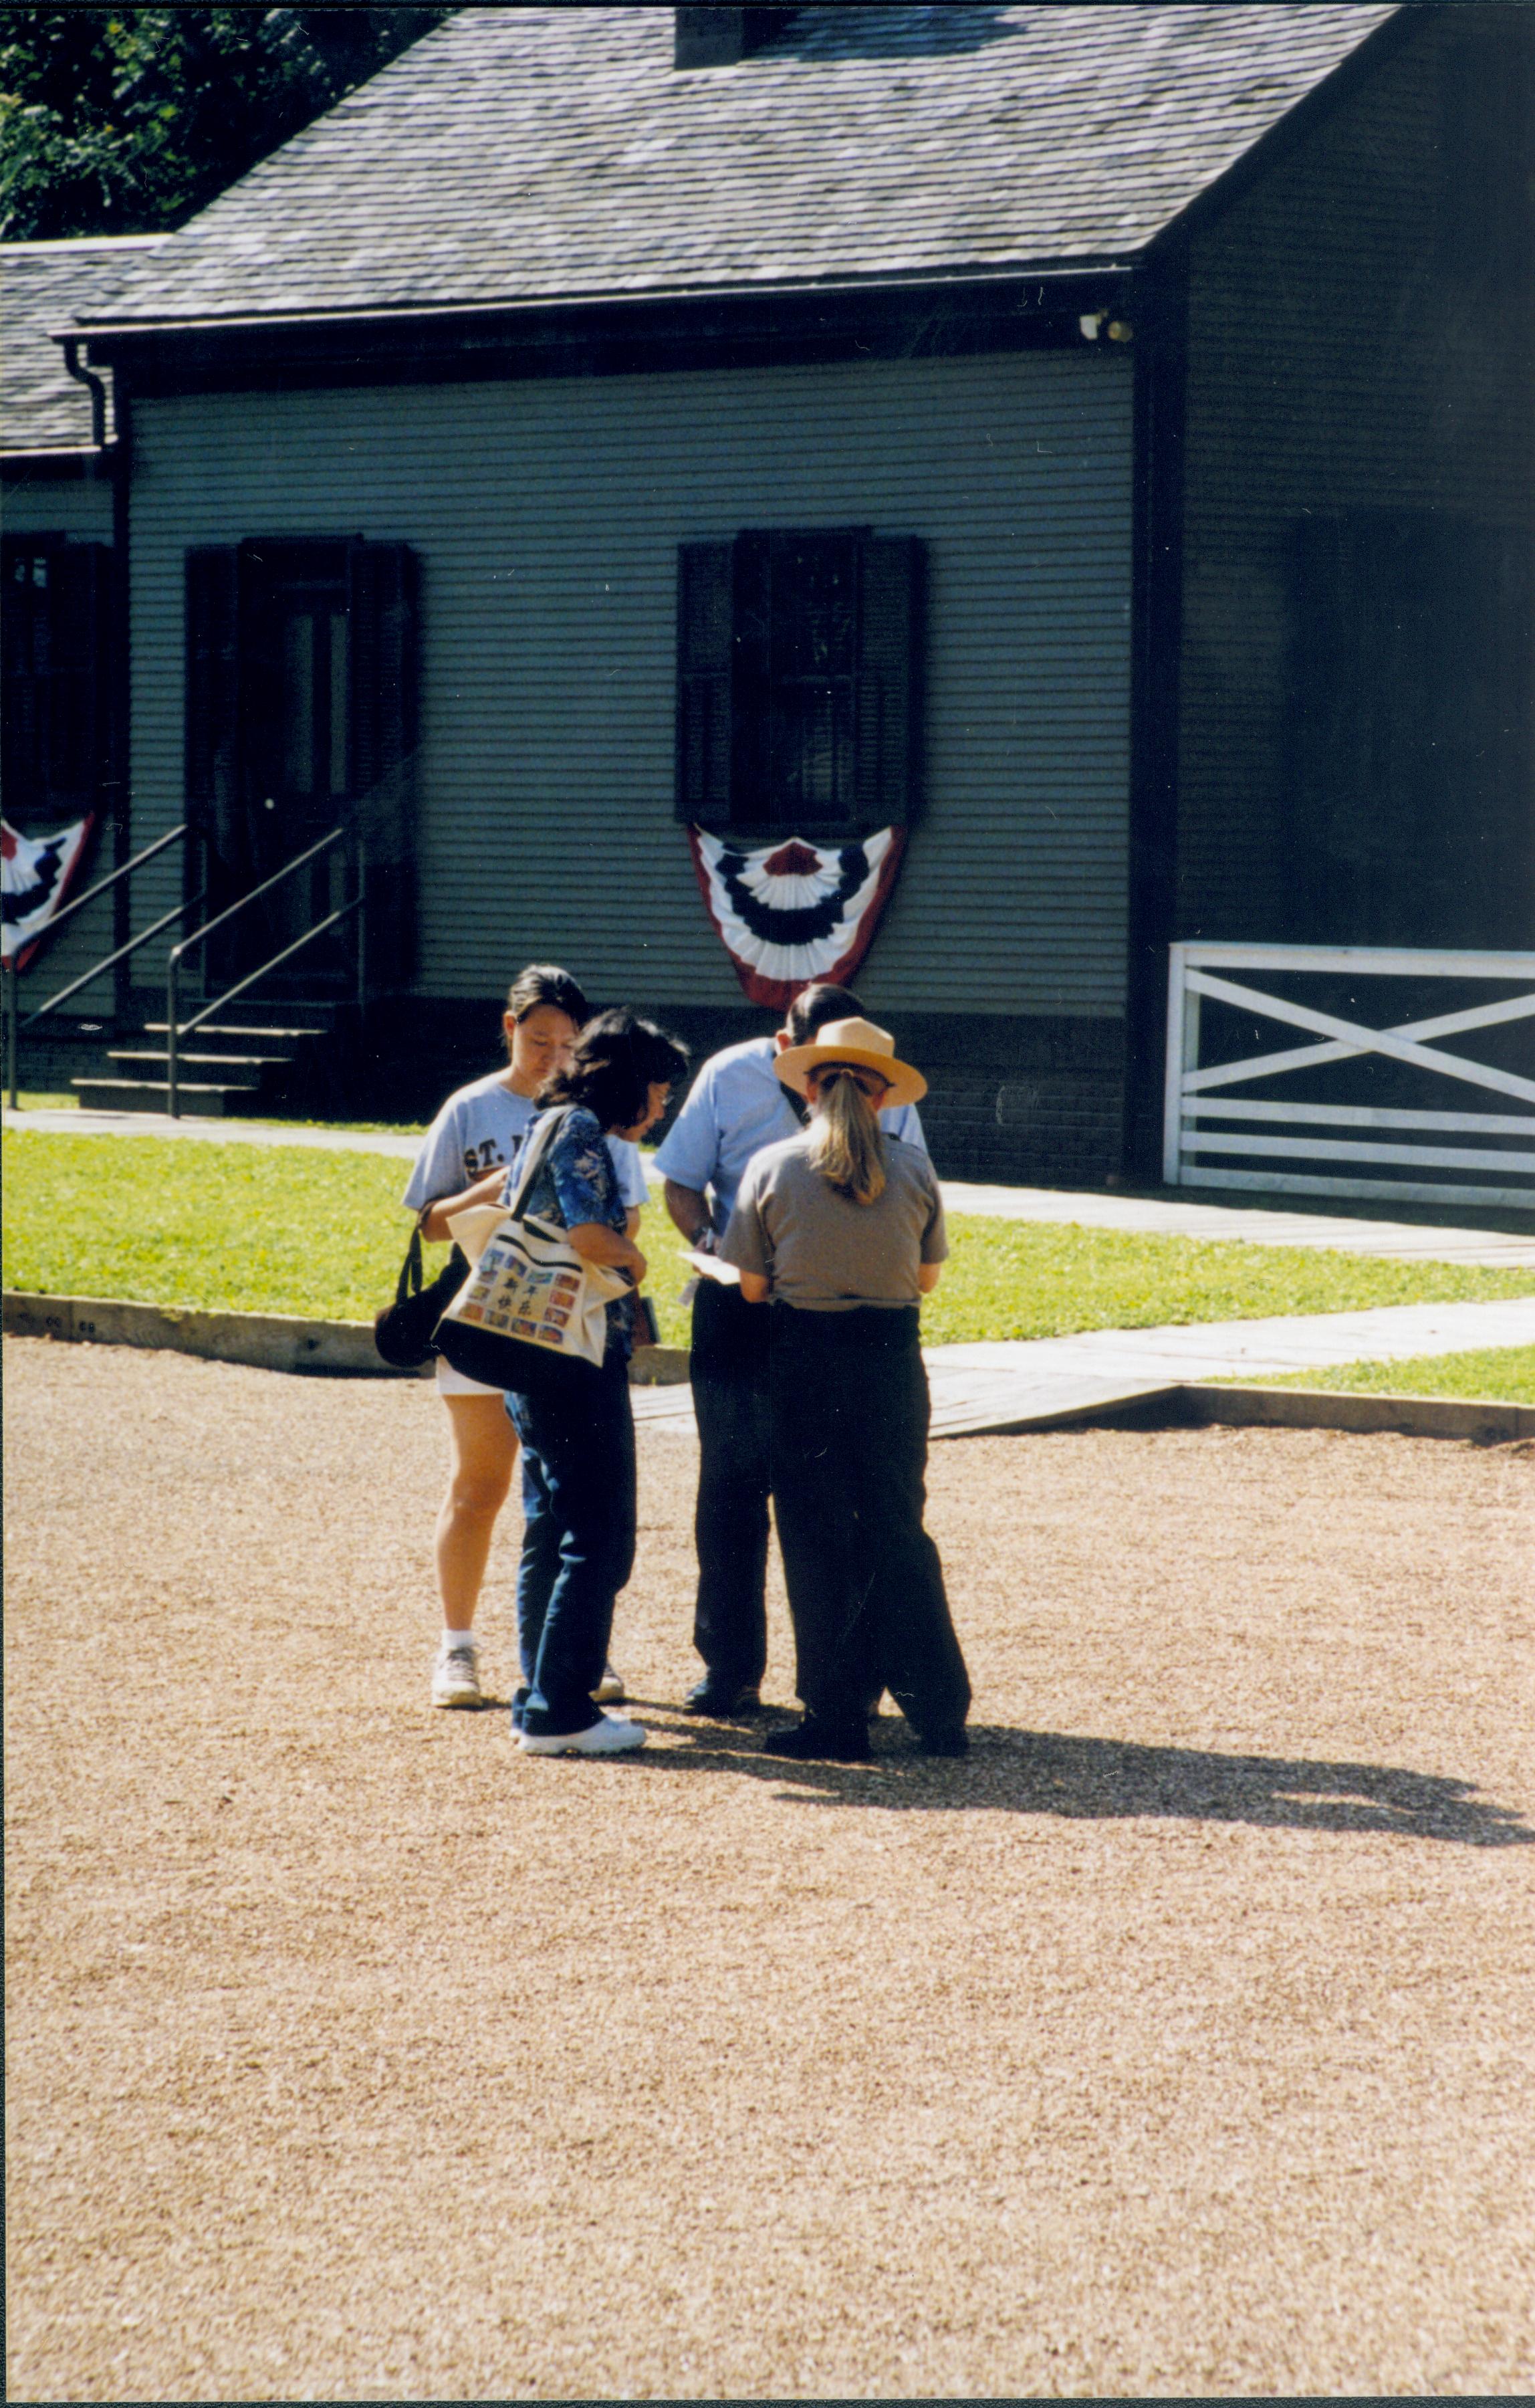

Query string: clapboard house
[31,2,1535,1178]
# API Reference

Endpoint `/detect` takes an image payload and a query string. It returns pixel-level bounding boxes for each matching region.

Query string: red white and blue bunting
[687,826,907,1011]
[1,814,96,973]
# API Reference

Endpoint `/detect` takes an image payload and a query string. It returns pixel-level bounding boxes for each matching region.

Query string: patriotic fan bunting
[687,825,907,1011]
[1,814,97,972]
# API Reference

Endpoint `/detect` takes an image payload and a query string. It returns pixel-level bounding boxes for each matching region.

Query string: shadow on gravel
[633,1716,1534,1846]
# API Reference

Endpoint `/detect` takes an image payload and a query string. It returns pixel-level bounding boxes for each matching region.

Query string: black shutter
[675,540,735,823]
[349,541,419,823]
[47,543,112,813]
[855,535,923,827]
[185,546,241,867]
[349,540,420,980]
[2,540,55,816]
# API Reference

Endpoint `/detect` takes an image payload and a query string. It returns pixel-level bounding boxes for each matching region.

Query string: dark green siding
[1175,4,1535,952]
[127,350,1134,1047]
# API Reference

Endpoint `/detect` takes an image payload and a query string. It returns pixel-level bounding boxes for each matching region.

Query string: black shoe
[919,1727,969,1757]
[761,1717,872,1763]
[684,1676,761,1717]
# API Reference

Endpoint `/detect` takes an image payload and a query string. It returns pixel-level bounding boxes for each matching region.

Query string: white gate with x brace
[1163,944,1535,1209]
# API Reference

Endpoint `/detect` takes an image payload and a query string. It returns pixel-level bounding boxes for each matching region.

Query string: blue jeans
[507,1357,636,1736]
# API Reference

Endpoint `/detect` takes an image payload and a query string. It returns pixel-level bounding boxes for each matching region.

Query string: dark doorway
[185,536,418,992]
[240,540,353,984]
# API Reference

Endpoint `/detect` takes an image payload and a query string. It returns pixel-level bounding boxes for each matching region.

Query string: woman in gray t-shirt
[720,1018,971,1761]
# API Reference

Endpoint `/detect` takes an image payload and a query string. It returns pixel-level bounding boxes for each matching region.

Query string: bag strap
[394,1217,426,1308]
[501,1105,571,1227]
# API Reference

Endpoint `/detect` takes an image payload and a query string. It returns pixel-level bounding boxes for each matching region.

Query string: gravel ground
[5,1335,1533,2402]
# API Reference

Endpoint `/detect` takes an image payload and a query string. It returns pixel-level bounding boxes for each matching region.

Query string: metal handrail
[24,895,207,1030]
[169,825,346,970]
[3,823,189,1111]
[16,821,187,952]
[166,826,364,1117]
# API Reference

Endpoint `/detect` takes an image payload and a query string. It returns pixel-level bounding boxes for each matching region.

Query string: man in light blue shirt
[655,982,929,1714]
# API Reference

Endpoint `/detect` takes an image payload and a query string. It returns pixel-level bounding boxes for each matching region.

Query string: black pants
[690,1278,772,1686]
[768,1303,971,1740]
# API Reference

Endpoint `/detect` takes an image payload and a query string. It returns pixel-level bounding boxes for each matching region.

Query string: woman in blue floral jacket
[498,1010,687,1755]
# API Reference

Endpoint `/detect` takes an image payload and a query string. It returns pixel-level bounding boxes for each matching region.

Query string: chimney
[673,7,790,72]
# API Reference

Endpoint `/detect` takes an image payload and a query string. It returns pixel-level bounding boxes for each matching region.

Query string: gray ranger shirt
[720,1131,947,1311]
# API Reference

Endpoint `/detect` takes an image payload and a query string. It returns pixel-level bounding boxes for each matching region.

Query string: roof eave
[0,441,114,477]
[61,257,1141,356]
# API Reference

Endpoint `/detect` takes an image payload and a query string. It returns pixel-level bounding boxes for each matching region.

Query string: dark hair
[540,1007,690,1131]
[784,983,865,1045]
[505,964,590,1026]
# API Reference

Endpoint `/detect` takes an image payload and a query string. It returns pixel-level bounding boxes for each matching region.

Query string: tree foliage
[0,7,453,240]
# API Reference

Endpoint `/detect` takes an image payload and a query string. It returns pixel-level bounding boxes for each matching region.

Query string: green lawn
[5,1128,1532,1349]
[1222,1343,1535,1404]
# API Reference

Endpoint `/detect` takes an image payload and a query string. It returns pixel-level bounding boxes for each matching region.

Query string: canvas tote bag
[434,1107,630,1394]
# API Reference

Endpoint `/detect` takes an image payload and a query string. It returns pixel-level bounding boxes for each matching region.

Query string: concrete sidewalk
[8,1105,1534,1270]
[630,1293,1535,1439]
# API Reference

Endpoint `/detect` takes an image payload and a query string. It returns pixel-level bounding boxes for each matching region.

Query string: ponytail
[806,1069,887,1206]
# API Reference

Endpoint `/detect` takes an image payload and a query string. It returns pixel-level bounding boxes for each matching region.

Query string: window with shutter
[1286,512,1534,948]
[2,536,112,826]
[675,528,923,833]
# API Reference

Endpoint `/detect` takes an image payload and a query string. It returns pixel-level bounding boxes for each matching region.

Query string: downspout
[61,337,108,449]
[63,337,133,1015]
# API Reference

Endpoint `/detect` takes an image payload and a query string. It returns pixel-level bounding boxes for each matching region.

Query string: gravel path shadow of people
[632,1715,1533,1846]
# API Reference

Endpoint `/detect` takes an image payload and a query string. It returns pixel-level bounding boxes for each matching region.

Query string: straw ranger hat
[774,1016,927,1111]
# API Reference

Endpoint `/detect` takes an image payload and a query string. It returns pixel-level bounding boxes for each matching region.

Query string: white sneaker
[519,1711,646,1756]
[593,1661,626,1705]
[431,1640,481,1709]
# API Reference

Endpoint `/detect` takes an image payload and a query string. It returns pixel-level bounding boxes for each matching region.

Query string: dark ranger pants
[768,1303,971,1741]
[507,1356,636,1735]
[690,1278,772,1688]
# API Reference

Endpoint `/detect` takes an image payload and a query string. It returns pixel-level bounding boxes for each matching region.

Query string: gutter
[0,443,113,477]
[55,258,1139,354]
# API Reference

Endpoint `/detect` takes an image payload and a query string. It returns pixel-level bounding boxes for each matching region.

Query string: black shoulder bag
[374,1211,470,1370]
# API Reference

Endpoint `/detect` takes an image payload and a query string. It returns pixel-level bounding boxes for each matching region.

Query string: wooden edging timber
[1153,1383,1534,1444]
[1,1291,691,1386]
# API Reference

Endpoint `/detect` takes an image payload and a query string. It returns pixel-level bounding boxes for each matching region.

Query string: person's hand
[690,1227,719,1256]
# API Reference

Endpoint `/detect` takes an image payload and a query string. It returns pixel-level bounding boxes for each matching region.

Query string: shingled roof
[72,3,1399,330]
[1,237,167,451]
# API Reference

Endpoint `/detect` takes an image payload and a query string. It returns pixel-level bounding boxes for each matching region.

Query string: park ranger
[655,982,929,1715]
